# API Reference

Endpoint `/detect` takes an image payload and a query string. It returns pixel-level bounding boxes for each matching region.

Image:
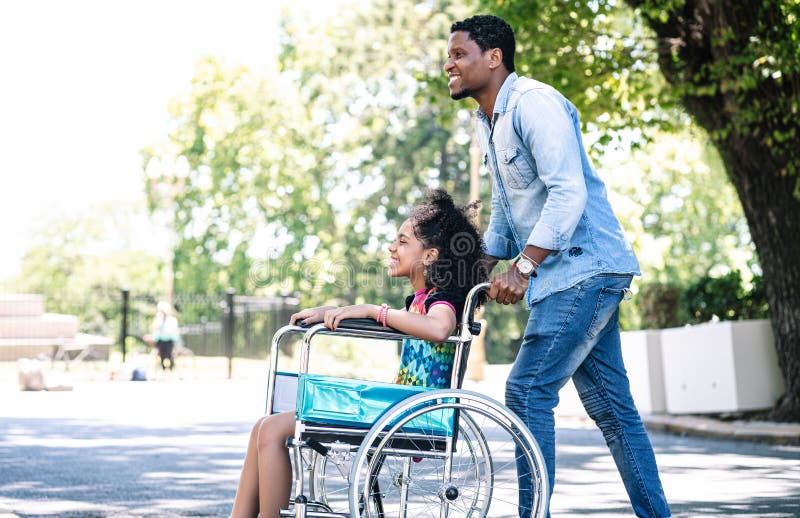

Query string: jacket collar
[476,72,518,121]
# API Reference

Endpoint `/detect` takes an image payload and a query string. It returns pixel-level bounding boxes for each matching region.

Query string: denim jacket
[476,73,640,305]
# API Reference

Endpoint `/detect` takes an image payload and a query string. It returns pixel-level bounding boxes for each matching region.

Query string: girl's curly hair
[410,189,489,303]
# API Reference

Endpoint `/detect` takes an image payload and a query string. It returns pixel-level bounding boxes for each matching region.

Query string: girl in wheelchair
[231,189,488,518]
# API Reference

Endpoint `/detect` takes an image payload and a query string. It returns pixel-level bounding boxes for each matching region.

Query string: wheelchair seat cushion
[296,373,453,435]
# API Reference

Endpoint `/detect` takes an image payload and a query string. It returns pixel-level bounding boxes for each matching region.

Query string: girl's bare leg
[231,412,294,518]
[258,412,295,517]
[231,416,267,517]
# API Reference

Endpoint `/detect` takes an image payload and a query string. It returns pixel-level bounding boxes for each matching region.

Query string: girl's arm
[323,304,456,343]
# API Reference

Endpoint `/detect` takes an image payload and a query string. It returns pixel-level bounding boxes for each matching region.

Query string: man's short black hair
[451,15,515,73]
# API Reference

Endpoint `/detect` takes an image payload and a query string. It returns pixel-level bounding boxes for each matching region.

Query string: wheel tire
[348,389,548,518]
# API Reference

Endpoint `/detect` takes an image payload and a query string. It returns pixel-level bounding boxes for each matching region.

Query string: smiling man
[445,14,671,518]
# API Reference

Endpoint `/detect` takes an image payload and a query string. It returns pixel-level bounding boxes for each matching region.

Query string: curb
[642,414,800,446]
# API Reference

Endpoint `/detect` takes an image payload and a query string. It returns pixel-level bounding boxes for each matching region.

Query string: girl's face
[387,219,437,281]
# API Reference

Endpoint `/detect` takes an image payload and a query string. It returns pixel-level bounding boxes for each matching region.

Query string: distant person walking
[152,301,179,371]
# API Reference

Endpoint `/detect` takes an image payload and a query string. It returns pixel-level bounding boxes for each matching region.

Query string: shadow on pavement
[2,419,799,517]
[552,426,800,517]
[0,417,249,516]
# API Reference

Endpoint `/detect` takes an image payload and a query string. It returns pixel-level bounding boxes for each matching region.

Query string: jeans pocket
[586,285,626,339]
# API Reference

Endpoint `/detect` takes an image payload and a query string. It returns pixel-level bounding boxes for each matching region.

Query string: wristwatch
[514,254,538,278]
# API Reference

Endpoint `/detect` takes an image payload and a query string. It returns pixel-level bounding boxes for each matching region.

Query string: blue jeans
[506,274,671,518]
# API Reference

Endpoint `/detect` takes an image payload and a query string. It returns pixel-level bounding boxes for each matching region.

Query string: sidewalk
[642,413,800,445]
[464,364,800,446]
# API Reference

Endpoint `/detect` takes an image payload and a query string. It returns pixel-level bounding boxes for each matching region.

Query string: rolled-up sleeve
[514,90,587,251]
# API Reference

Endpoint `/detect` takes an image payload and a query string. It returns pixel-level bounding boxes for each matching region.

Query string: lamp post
[466,133,487,381]
[145,155,189,307]
[470,133,481,210]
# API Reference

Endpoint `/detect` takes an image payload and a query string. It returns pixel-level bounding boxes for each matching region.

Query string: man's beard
[450,88,474,101]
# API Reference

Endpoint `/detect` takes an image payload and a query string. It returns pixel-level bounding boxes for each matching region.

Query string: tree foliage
[628,0,800,421]
[142,0,479,312]
[473,0,679,152]
[630,0,800,184]
[603,126,756,283]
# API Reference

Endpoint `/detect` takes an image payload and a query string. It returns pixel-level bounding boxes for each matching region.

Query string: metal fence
[123,289,299,362]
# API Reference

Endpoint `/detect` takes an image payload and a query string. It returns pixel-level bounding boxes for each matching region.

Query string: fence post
[120,287,130,363]
[244,302,252,357]
[200,316,208,354]
[225,288,235,379]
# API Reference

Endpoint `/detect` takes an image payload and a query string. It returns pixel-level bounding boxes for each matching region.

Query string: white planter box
[620,330,666,414]
[659,320,785,414]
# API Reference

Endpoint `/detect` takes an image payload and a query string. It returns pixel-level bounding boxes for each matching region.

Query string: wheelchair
[265,283,548,518]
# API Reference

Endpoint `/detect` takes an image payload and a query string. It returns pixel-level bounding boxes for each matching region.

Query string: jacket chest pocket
[497,146,535,189]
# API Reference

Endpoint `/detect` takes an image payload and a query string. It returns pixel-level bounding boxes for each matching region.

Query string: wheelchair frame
[264,283,548,518]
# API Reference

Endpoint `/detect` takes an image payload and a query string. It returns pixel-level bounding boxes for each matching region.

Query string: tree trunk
[626,0,800,420]
[712,135,800,421]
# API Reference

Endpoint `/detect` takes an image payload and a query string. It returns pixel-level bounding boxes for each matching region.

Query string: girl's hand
[290,306,336,326]
[323,304,378,330]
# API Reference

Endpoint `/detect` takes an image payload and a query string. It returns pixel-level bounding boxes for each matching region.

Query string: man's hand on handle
[484,246,551,305]
[487,267,530,305]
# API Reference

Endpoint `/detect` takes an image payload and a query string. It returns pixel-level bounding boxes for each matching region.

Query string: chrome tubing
[266,324,309,415]
[451,282,491,388]
[459,282,491,341]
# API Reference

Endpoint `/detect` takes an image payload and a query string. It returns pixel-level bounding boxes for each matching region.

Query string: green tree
[476,0,800,420]
[142,0,481,314]
[611,129,755,282]
[629,0,799,421]
[142,57,333,298]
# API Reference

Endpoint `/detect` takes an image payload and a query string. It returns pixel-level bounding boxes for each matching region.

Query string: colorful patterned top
[394,288,465,389]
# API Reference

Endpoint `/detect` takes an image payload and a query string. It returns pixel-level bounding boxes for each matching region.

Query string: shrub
[638,283,683,329]
[683,271,770,324]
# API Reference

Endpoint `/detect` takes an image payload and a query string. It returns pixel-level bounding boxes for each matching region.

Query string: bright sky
[0,0,339,280]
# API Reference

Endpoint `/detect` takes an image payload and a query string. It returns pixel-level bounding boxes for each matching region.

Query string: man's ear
[488,48,503,69]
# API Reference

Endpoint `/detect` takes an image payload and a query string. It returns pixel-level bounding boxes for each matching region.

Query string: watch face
[517,257,534,275]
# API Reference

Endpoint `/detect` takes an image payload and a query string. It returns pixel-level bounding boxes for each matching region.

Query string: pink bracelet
[382,305,390,327]
[376,303,389,325]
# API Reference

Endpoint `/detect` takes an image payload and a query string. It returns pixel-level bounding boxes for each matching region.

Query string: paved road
[1,376,799,517]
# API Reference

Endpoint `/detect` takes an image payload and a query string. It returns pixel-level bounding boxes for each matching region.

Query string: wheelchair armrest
[297,317,402,334]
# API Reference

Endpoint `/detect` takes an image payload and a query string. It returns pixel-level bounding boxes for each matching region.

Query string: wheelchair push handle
[460,282,490,339]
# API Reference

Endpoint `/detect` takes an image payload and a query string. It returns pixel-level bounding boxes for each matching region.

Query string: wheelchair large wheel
[310,414,491,515]
[348,390,548,518]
